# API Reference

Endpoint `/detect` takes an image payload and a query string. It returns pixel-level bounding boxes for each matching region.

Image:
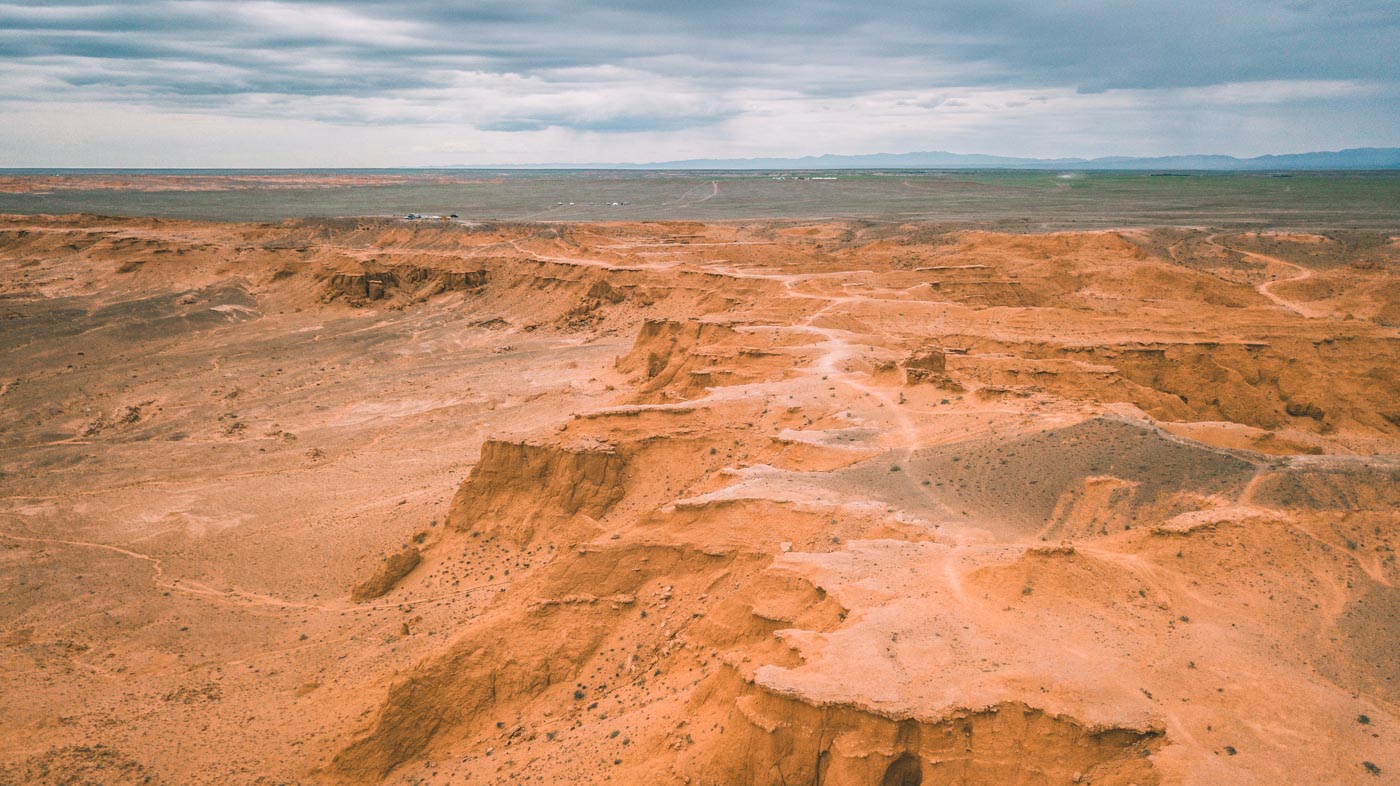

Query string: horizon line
[3,146,1400,172]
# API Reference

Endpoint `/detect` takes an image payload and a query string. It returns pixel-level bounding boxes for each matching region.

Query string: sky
[1,0,1398,167]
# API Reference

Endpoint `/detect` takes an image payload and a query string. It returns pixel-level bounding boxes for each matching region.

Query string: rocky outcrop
[1249,461,1400,510]
[615,319,791,401]
[950,337,1400,434]
[446,438,628,547]
[681,672,1163,786]
[1040,476,1143,540]
[558,279,635,328]
[332,540,769,782]
[322,265,487,305]
[902,345,965,389]
[617,319,742,382]
[350,547,423,602]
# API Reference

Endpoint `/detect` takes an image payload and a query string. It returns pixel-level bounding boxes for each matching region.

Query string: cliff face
[679,679,1163,786]
[943,338,1400,434]
[322,266,488,305]
[445,438,628,547]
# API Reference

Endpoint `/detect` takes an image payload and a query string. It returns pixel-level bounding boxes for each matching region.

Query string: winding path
[1200,233,1322,318]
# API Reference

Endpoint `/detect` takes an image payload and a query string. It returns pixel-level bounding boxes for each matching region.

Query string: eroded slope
[0,216,1396,785]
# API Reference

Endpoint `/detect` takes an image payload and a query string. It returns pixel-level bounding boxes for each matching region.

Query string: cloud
[0,1,1397,164]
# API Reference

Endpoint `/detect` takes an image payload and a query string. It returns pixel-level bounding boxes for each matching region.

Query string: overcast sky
[2,1,1398,166]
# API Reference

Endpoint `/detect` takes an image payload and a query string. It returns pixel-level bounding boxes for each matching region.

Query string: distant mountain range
[480,147,1400,171]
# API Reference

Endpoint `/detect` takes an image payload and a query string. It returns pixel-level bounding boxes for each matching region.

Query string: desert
[0,211,1395,785]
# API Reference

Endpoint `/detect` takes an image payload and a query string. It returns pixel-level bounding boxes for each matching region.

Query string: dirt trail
[1204,233,1322,317]
[1243,252,1320,317]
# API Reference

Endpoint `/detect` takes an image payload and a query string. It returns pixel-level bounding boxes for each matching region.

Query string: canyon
[0,215,1396,785]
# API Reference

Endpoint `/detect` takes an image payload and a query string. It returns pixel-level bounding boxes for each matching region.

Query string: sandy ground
[0,216,1396,785]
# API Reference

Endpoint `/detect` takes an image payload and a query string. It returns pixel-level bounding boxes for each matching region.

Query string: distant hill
[479,147,1400,171]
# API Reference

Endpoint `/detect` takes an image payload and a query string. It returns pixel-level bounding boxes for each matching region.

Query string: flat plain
[2,169,1400,228]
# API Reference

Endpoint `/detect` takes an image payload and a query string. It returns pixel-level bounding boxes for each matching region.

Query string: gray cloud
[0,1,1397,164]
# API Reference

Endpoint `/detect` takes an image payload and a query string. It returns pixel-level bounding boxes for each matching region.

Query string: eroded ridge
[1,216,1396,785]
